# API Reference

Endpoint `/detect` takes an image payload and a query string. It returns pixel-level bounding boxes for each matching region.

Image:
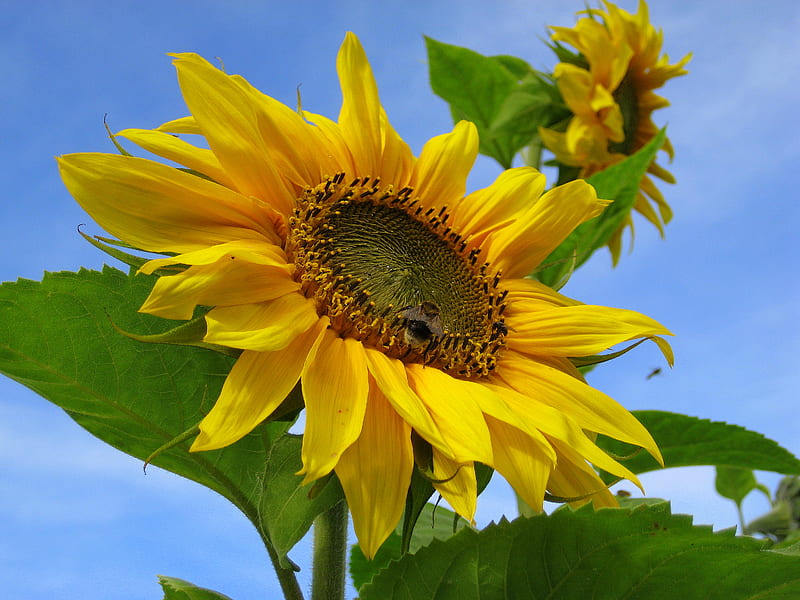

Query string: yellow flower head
[58,33,673,558]
[541,0,691,262]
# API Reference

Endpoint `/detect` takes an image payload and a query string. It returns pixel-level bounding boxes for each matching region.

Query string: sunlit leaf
[596,411,800,483]
[362,502,800,599]
[426,37,564,168]
[0,267,342,564]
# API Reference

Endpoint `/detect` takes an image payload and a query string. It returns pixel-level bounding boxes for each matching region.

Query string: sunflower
[540,0,691,262]
[58,33,673,558]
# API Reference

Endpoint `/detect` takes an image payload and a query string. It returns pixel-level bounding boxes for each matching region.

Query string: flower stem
[261,531,305,600]
[311,500,349,600]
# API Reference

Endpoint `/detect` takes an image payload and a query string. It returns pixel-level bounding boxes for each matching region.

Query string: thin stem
[522,136,544,171]
[311,500,349,600]
[736,503,747,535]
[259,529,305,600]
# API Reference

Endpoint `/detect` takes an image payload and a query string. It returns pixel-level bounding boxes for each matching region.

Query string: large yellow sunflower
[58,33,673,558]
[541,0,691,262]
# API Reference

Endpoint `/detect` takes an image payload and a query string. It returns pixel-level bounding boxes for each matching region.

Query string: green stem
[311,500,349,600]
[522,136,544,171]
[736,503,747,535]
[259,529,305,600]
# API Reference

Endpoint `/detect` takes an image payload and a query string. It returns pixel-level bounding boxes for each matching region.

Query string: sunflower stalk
[311,500,349,600]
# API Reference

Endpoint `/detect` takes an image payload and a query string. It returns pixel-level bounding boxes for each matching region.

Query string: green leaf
[351,503,469,591]
[596,411,800,483]
[535,129,667,286]
[361,502,800,599]
[0,267,343,563]
[158,575,234,600]
[715,466,759,506]
[426,37,563,168]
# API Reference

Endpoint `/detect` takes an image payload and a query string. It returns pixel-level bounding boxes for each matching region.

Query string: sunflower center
[286,174,508,377]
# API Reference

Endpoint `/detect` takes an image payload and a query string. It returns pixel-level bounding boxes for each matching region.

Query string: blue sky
[1,1,799,598]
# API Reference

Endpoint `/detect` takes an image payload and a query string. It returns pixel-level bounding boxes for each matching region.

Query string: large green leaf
[426,37,563,168]
[534,129,666,286]
[0,267,342,563]
[350,503,469,591]
[362,502,800,599]
[158,576,234,600]
[596,411,800,483]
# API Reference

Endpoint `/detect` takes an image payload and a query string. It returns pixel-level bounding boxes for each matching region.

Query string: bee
[491,320,508,336]
[646,367,662,380]
[399,301,444,347]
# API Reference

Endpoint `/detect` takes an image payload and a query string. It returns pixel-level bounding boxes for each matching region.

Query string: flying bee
[398,301,444,347]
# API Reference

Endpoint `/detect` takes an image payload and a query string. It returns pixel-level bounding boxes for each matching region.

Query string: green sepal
[144,422,201,470]
[104,114,132,156]
[546,39,588,69]
[110,313,241,358]
[78,227,151,271]
[569,337,649,368]
[400,468,436,554]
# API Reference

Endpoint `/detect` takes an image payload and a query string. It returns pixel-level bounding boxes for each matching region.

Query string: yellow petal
[336,33,413,183]
[300,330,369,482]
[546,437,618,508]
[410,120,478,211]
[485,416,553,513]
[157,116,201,134]
[139,241,297,320]
[115,128,235,188]
[191,319,326,451]
[58,153,275,254]
[507,304,673,359]
[301,111,356,176]
[229,73,340,188]
[431,450,477,522]
[205,293,319,352]
[488,381,644,489]
[363,349,450,455]
[171,53,297,217]
[405,365,493,465]
[497,352,661,459]
[486,179,610,279]
[335,382,413,559]
[139,239,288,274]
[503,278,583,312]
[453,167,546,245]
